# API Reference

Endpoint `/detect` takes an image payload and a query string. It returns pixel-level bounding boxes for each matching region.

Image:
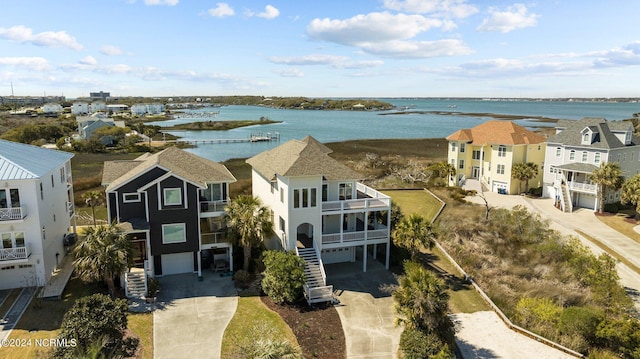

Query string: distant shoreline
[381,110,560,127]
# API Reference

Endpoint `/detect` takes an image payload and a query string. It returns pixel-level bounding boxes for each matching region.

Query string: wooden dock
[173,132,280,145]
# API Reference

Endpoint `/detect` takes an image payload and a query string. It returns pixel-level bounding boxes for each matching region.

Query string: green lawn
[221,297,298,357]
[383,189,444,222]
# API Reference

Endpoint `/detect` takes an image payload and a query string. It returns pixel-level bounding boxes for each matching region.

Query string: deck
[38,255,74,300]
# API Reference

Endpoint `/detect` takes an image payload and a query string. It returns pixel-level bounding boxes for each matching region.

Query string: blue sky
[2,0,640,98]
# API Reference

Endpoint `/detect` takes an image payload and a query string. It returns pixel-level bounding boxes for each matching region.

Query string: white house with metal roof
[0,140,76,290]
[247,136,391,303]
[543,118,640,212]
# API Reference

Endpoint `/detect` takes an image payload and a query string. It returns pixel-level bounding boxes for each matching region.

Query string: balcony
[322,183,390,213]
[0,206,26,221]
[199,200,228,217]
[0,244,30,261]
[567,181,597,194]
[201,231,230,246]
[321,227,389,246]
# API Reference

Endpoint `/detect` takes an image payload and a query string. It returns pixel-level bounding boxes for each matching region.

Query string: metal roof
[0,140,74,180]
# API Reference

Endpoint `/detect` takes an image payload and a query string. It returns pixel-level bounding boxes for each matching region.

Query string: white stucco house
[131,103,165,116]
[247,136,391,303]
[0,140,76,290]
[89,101,107,113]
[42,103,63,114]
[543,117,640,212]
[71,102,89,115]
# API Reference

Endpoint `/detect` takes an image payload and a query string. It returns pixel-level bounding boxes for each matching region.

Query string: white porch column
[228,246,234,271]
[363,244,367,272]
[197,250,202,277]
[373,244,377,260]
[385,241,390,269]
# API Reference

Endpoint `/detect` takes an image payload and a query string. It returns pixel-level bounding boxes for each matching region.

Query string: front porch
[550,163,599,212]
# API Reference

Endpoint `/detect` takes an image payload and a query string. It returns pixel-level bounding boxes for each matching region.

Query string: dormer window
[581,127,595,145]
[582,133,590,143]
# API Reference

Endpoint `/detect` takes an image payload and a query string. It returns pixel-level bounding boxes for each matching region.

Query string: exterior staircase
[296,247,334,304]
[125,268,147,299]
[560,184,573,213]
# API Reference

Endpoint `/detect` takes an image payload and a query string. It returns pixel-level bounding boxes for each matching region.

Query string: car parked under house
[101,146,236,298]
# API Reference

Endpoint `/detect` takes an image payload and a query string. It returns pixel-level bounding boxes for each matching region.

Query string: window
[569,150,575,161]
[472,150,481,160]
[280,188,284,203]
[460,143,466,153]
[294,189,300,208]
[1,232,25,249]
[632,152,635,162]
[537,145,541,151]
[459,159,465,169]
[582,151,588,162]
[556,147,561,157]
[450,159,455,166]
[623,153,627,162]
[60,168,65,183]
[583,133,590,143]
[51,175,54,188]
[163,188,182,206]
[0,189,20,209]
[322,184,328,202]
[162,223,186,244]
[311,188,317,207]
[123,193,141,203]
[594,153,601,164]
[40,183,44,200]
[202,183,223,202]
[451,143,457,152]
[497,164,505,175]
[339,183,353,200]
[279,216,285,232]
[302,188,309,208]
[497,145,506,157]
[270,181,277,194]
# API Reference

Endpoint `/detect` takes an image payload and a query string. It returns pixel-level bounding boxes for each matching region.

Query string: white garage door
[492,181,508,193]
[321,247,354,264]
[578,193,596,210]
[162,252,194,275]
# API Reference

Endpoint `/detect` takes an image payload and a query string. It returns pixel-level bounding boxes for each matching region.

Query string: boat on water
[448,104,457,108]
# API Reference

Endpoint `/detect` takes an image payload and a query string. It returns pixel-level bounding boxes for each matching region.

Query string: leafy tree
[225,195,274,272]
[428,161,456,186]
[392,213,437,260]
[261,250,305,304]
[589,162,624,214]
[399,327,454,359]
[393,261,454,345]
[511,162,538,193]
[83,190,103,226]
[73,225,133,297]
[53,294,138,359]
[621,174,640,218]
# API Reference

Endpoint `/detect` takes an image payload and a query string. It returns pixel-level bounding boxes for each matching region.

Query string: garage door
[577,193,596,210]
[492,181,507,193]
[321,247,354,264]
[162,252,194,275]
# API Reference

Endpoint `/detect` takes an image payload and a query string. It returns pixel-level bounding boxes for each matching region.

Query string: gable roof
[0,140,73,180]
[547,118,637,149]
[246,135,361,181]
[446,120,545,145]
[102,146,236,191]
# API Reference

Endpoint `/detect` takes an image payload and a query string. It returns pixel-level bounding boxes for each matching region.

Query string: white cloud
[100,45,123,56]
[361,39,472,58]
[144,0,179,6]
[256,5,280,19]
[276,68,304,77]
[0,56,50,71]
[0,25,82,50]
[208,3,235,17]
[477,4,538,33]
[79,56,97,65]
[382,0,478,19]
[269,54,384,69]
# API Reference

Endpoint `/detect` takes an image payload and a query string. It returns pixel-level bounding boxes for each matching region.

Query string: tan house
[446,120,546,194]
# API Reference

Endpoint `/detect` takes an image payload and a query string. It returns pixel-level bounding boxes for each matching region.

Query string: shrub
[233,269,253,285]
[53,293,138,359]
[559,306,602,340]
[399,327,454,359]
[514,297,562,338]
[261,250,305,304]
[528,186,543,197]
[603,203,618,213]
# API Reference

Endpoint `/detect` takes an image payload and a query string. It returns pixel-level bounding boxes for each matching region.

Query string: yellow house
[446,120,546,194]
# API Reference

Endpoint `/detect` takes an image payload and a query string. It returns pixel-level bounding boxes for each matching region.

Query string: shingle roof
[553,162,598,173]
[103,146,236,191]
[547,118,636,149]
[446,120,545,145]
[246,135,361,180]
[0,140,73,180]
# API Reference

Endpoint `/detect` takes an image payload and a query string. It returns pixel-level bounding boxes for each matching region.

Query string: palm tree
[393,261,454,342]
[511,162,538,194]
[392,213,437,260]
[73,225,133,297]
[590,162,624,214]
[83,190,103,226]
[621,174,640,219]
[225,195,274,272]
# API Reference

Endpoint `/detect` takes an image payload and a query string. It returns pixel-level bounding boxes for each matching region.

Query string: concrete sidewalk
[153,272,237,359]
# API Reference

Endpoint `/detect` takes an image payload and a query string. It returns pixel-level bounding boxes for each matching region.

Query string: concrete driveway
[326,260,402,359]
[153,272,237,359]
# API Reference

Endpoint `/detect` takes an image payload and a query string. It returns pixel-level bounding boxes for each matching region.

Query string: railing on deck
[0,206,26,221]
[567,181,597,193]
[0,245,29,261]
[322,183,390,212]
[201,231,229,245]
[199,200,228,213]
[321,228,388,245]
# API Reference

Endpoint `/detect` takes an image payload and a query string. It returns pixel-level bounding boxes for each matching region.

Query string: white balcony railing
[0,245,29,261]
[322,183,391,213]
[0,206,26,221]
[201,231,229,245]
[321,228,389,245]
[567,181,597,193]
[67,202,75,215]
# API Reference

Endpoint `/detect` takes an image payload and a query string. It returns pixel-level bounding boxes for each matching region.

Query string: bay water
[147,98,640,162]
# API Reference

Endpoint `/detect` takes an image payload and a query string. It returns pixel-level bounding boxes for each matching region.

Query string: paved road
[153,272,237,359]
